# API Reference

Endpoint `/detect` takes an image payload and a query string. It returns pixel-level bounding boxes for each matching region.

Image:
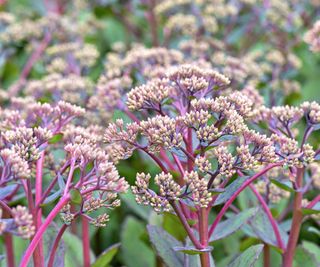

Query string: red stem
[35,151,45,266]
[4,233,15,267]
[82,216,91,267]
[8,32,51,97]
[282,168,304,267]
[263,245,270,267]
[249,184,285,250]
[208,163,283,239]
[198,208,210,267]
[3,209,15,267]
[306,194,320,209]
[186,128,193,172]
[170,201,203,249]
[19,194,71,267]
[47,224,68,267]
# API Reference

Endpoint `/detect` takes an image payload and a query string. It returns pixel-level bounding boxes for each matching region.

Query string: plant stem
[146,0,159,46]
[82,216,91,267]
[35,151,45,266]
[249,184,285,250]
[306,194,320,209]
[4,233,15,267]
[47,224,68,267]
[170,201,203,249]
[64,159,75,196]
[8,32,51,97]
[20,194,70,267]
[282,167,304,267]
[3,209,15,267]
[186,128,193,172]
[208,162,282,239]
[199,208,210,267]
[263,244,270,267]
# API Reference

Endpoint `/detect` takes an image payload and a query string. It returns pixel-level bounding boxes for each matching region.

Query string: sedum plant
[0,1,319,267]
[105,64,320,267]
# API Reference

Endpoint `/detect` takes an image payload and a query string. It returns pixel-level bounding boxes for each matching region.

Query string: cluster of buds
[11,206,35,239]
[304,20,320,53]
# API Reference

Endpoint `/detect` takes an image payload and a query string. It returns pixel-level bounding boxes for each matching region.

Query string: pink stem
[208,163,283,239]
[47,224,68,267]
[198,208,210,267]
[19,194,70,267]
[172,153,185,177]
[4,233,15,267]
[35,151,45,265]
[170,201,203,249]
[249,184,285,250]
[3,209,15,267]
[8,32,52,97]
[307,194,320,209]
[63,160,75,196]
[160,149,177,171]
[82,216,91,267]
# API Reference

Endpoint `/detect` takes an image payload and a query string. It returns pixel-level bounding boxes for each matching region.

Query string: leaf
[227,244,264,267]
[70,188,82,205]
[242,209,288,248]
[210,208,257,242]
[302,202,320,215]
[173,246,213,255]
[302,241,320,262]
[294,246,319,267]
[92,243,120,267]
[121,217,155,267]
[58,173,66,190]
[48,133,63,144]
[63,231,95,267]
[147,225,201,267]
[0,184,17,200]
[270,179,295,193]
[163,212,188,241]
[214,176,249,206]
[120,190,151,220]
[40,189,61,206]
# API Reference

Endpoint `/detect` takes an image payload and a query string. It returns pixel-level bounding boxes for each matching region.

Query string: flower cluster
[304,20,320,53]
[11,206,35,239]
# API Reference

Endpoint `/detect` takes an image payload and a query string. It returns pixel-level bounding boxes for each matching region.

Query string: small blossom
[195,156,212,173]
[304,20,320,52]
[184,171,212,207]
[12,206,35,239]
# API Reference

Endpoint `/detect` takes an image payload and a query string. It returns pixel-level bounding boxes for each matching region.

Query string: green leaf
[163,212,188,241]
[173,246,213,255]
[210,208,257,242]
[302,202,320,215]
[70,188,82,205]
[120,190,151,220]
[227,244,264,267]
[63,231,95,267]
[40,189,61,206]
[92,243,120,267]
[242,209,288,248]
[121,217,155,267]
[48,133,63,144]
[294,246,319,267]
[214,176,249,206]
[147,225,201,267]
[270,179,295,193]
[302,241,320,262]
